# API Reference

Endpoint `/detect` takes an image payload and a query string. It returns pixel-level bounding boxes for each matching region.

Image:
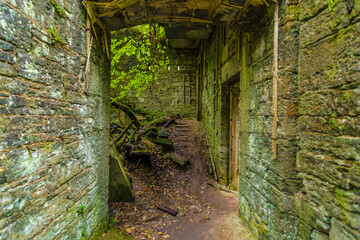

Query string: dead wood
[111,101,141,129]
[156,205,178,216]
[114,120,134,147]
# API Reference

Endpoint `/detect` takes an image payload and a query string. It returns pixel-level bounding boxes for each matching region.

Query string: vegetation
[328,0,339,10]
[48,26,64,45]
[49,0,66,18]
[77,204,86,214]
[110,24,168,102]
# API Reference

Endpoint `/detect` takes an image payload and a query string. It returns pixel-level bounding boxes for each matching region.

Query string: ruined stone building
[0,0,359,239]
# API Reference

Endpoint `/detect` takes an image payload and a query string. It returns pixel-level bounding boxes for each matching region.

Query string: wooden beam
[272,3,279,159]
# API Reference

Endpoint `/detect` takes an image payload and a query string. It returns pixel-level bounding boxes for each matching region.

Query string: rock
[158,129,170,138]
[109,143,134,202]
[169,153,188,166]
[145,130,158,138]
[146,137,173,150]
[189,204,202,213]
[311,230,329,240]
[0,62,17,77]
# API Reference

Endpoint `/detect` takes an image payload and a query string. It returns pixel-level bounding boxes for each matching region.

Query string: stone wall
[199,1,301,238]
[199,0,360,239]
[0,0,110,239]
[296,0,360,239]
[127,49,197,118]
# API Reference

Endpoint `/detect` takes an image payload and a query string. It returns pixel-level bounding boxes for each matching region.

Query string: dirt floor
[103,120,254,240]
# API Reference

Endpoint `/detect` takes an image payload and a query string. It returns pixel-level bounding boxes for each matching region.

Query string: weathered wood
[157,205,178,216]
[85,16,92,92]
[144,214,160,222]
[207,182,233,193]
[111,101,141,128]
[229,82,239,189]
[114,121,134,144]
[114,120,134,147]
[202,128,218,181]
[272,3,279,160]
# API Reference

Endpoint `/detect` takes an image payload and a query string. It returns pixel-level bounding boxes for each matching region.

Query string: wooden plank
[272,3,279,159]
[229,82,239,189]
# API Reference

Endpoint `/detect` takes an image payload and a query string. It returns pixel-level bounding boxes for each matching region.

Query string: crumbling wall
[0,0,110,239]
[296,0,360,239]
[127,49,197,118]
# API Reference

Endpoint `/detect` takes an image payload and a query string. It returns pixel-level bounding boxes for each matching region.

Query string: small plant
[77,204,86,214]
[49,0,66,18]
[81,230,86,240]
[111,219,116,226]
[328,0,338,10]
[49,26,64,45]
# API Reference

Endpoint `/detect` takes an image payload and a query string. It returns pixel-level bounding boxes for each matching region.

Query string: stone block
[0,62,17,77]
[299,132,360,161]
[0,2,32,50]
[349,162,360,188]
[300,1,350,48]
[311,230,329,240]
[0,39,14,51]
[0,50,16,64]
[297,150,351,189]
[109,143,134,202]
[329,218,360,240]
[299,23,360,93]
[298,115,360,137]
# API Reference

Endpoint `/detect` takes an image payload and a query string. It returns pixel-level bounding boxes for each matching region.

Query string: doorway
[229,82,240,189]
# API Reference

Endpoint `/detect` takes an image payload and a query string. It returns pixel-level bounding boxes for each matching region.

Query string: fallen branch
[111,101,141,129]
[143,214,160,222]
[157,205,178,216]
[114,121,135,149]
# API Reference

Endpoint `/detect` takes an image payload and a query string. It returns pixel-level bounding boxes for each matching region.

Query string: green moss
[328,0,339,10]
[49,26,64,45]
[103,227,133,240]
[350,0,357,19]
[328,118,339,128]
[88,217,109,240]
[335,188,346,209]
[257,116,263,135]
[342,91,354,100]
[49,0,66,18]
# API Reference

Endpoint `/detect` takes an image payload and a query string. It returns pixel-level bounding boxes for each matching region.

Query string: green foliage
[111,24,168,102]
[328,0,339,10]
[81,230,86,240]
[49,0,66,18]
[49,26,64,45]
[111,219,116,226]
[77,204,86,214]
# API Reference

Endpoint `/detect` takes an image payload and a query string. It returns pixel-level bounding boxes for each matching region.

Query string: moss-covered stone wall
[127,49,197,118]
[0,0,110,239]
[296,0,360,239]
[199,0,360,239]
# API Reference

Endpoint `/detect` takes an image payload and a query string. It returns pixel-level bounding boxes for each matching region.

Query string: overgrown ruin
[0,0,359,239]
